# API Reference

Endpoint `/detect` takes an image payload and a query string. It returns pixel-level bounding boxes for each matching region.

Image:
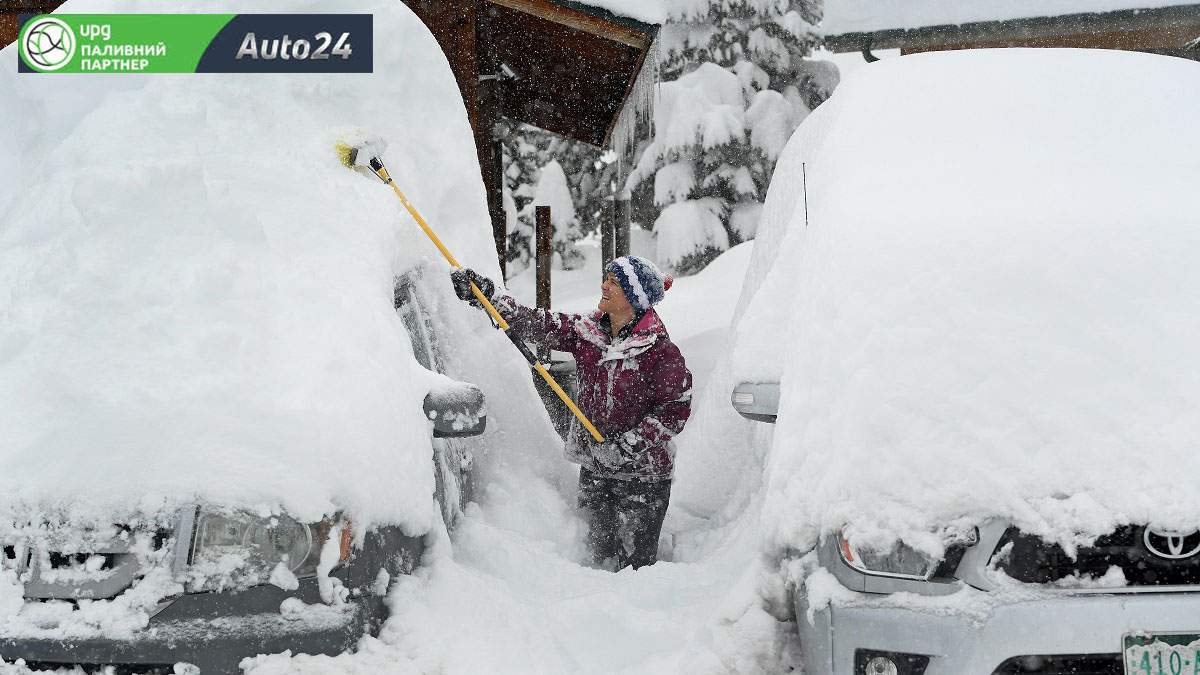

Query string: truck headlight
[189,510,345,589]
[838,529,977,582]
[839,535,939,580]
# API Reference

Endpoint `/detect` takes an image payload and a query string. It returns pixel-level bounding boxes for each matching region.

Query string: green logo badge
[21,16,77,71]
[17,14,372,74]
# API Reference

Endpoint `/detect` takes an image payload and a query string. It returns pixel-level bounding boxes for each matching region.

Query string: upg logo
[20,16,77,71]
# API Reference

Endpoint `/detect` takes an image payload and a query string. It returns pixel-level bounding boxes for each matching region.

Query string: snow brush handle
[536,363,606,443]
[508,335,607,444]
[368,159,510,329]
[368,158,605,443]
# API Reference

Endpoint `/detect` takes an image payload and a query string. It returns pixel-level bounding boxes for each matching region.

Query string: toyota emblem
[1143,527,1200,560]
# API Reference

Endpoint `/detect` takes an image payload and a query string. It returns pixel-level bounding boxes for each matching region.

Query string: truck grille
[992,526,1200,586]
[0,529,163,600]
[992,654,1121,674]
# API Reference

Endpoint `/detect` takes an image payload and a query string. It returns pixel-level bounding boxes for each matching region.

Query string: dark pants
[577,467,672,571]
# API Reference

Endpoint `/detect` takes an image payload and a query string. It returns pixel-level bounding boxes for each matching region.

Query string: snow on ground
[2,0,795,668]
[734,48,1200,560]
[505,239,770,528]
[1,0,571,656]
[245,242,802,674]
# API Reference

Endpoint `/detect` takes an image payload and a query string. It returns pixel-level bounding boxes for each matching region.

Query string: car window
[394,272,442,372]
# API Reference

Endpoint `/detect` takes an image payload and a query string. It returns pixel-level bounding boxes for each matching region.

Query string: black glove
[450,269,495,308]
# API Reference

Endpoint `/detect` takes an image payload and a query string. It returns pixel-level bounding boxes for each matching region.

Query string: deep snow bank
[733,49,1200,555]
[0,0,503,533]
[241,238,798,675]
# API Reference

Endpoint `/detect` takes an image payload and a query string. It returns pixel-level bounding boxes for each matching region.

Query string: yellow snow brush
[335,136,605,443]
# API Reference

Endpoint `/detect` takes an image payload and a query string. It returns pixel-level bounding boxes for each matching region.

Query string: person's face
[599,272,633,316]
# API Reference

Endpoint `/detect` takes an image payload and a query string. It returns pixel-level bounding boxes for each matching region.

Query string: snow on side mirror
[731,382,780,423]
[423,381,487,438]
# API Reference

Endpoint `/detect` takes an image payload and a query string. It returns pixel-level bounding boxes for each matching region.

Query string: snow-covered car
[0,1,534,671]
[0,265,482,673]
[729,49,1200,674]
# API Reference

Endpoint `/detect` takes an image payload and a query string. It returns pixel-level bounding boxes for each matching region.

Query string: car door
[394,269,475,531]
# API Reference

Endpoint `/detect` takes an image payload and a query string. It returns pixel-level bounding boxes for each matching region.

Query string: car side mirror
[424,381,487,438]
[731,381,780,423]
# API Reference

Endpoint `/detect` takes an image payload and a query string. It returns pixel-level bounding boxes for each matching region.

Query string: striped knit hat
[605,255,673,312]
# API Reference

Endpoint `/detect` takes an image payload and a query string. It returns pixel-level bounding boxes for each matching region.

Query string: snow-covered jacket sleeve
[492,294,580,353]
[620,341,693,473]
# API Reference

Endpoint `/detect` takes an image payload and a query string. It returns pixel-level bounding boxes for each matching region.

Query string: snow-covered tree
[499,122,614,276]
[627,0,838,274]
[523,159,584,270]
[499,122,539,275]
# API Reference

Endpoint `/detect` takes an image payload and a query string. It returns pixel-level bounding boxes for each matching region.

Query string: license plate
[1124,632,1200,675]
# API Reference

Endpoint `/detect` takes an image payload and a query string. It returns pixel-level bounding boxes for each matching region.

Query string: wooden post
[536,205,552,311]
[600,197,615,280]
[615,190,631,258]
[474,1,506,277]
[488,134,506,278]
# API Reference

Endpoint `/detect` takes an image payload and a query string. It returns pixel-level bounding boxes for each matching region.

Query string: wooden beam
[0,1,66,48]
[902,25,1200,52]
[487,0,649,48]
[486,3,643,145]
[825,4,1200,53]
[0,14,17,47]
[404,0,510,274]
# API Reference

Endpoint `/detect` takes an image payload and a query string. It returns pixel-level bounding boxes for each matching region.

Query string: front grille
[0,528,171,600]
[22,662,177,675]
[992,526,1200,586]
[46,551,116,572]
[992,654,1121,674]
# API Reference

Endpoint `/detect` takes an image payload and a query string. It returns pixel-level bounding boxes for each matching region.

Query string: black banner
[195,14,372,73]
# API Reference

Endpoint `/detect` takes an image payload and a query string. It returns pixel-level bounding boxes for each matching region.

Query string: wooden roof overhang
[401,0,658,272]
[1,2,66,47]
[480,0,656,147]
[824,4,1200,55]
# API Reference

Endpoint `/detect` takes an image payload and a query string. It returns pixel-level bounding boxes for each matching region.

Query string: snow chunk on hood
[734,49,1200,555]
[0,0,499,534]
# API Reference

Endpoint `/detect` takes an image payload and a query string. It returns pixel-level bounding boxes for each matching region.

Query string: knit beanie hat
[605,255,673,312]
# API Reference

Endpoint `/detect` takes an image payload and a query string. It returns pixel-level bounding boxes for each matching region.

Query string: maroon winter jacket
[495,296,693,481]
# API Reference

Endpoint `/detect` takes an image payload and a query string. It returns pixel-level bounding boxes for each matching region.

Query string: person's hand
[590,436,637,472]
[450,269,495,308]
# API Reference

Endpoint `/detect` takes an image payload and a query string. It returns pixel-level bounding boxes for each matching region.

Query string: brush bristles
[333,142,357,168]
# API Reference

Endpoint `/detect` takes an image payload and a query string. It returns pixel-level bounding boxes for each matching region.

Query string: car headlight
[188,510,347,590]
[839,535,939,580]
[838,529,978,581]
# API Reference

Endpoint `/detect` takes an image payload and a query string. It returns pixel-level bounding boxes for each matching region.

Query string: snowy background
[6,0,1200,672]
[1,0,798,671]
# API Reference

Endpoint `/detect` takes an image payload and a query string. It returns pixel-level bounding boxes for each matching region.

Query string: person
[450,256,692,570]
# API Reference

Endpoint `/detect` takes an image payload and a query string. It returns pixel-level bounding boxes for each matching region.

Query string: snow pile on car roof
[734,49,1200,555]
[0,0,501,533]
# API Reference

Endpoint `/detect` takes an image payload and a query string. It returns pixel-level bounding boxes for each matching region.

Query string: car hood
[735,49,1200,556]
